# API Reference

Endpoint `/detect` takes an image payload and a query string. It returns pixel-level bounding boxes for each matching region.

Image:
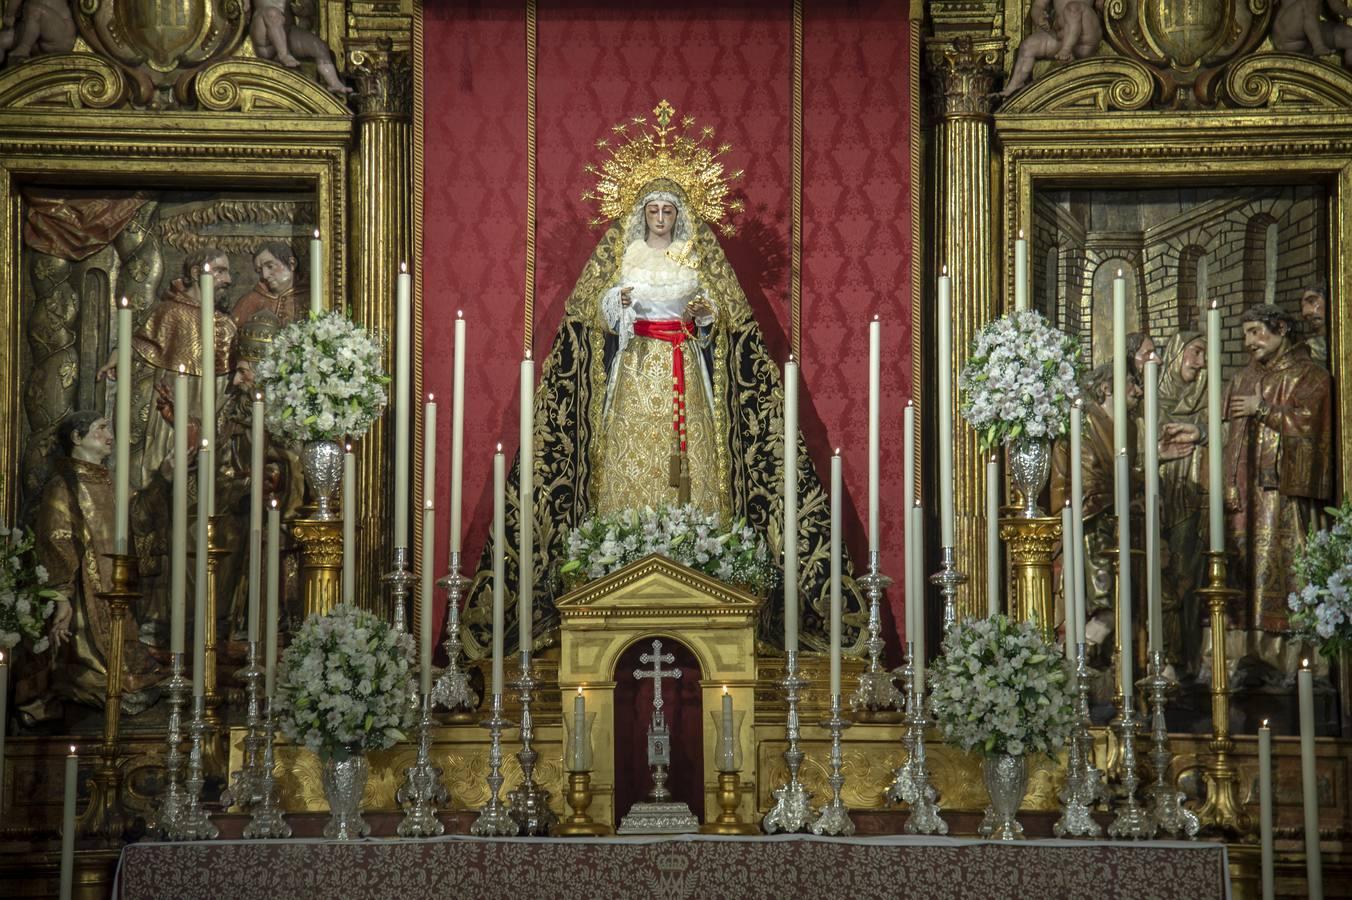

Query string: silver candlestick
[893,642,946,835]
[243,701,291,839]
[470,693,517,836]
[384,545,414,633]
[173,695,218,840]
[397,693,450,836]
[885,648,918,806]
[1145,649,1199,837]
[930,546,968,633]
[507,653,556,835]
[1107,703,1155,838]
[850,551,903,715]
[809,695,854,836]
[762,649,812,833]
[1054,641,1103,837]
[432,551,477,715]
[220,640,265,810]
[152,652,189,838]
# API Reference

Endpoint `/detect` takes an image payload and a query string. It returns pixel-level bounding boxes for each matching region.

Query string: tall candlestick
[937,268,955,548]
[986,453,1000,617]
[1144,358,1161,655]
[59,746,76,900]
[420,500,435,697]
[519,356,534,658]
[0,652,6,816]
[199,265,216,517]
[491,446,506,698]
[171,367,189,655]
[829,451,842,699]
[423,395,438,509]
[572,687,586,771]
[249,391,265,640]
[114,297,132,554]
[1259,720,1275,900]
[193,442,211,698]
[265,500,280,699]
[1061,501,1075,662]
[1014,229,1028,312]
[309,230,323,315]
[1069,401,1086,646]
[394,262,412,549]
[1111,270,1127,455]
[868,317,881,552]
[783,357,799,652]
[911,500,925,687]
[1115,449,1133,703]
[450,313,466,553]
[720,687,735,770]
[342,444,356,604]
[1299,663,1323,899]
[1206,300,1224,553]
[903,400,915,507]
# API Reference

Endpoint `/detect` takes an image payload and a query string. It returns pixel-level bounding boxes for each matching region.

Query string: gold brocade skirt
[594,335,724,517]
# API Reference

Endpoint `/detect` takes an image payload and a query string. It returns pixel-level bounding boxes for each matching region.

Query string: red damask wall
[420,0,916,651]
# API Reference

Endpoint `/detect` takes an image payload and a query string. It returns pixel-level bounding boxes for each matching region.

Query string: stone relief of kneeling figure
[251,0,352,94]
[1000,0,1104,97]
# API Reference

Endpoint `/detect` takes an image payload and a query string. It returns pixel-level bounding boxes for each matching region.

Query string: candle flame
[873,313,879,321]
[255,392,263,401]
[119,295,129,308]
[525,349,532,361]
[914,498,922,508]
[428,393,435,402]
[1303,658,1310,668]
[178,364,186,375]
[400,261,408,273]
[425,499,433,510]
[70,744,77,754]
[345,443,352,452]
[201,439,210,450]
[457,309,464,319]
[0,650,4,662]
[834,447,840,456]
[1263,718,1269,728]
[204,263,211,274]
[941,264,948,276]
[1064,499,1071,508]
[1210,299,1219,310]
[496,442,502,452]
[906,398,914,408]
[723,685,729,695]
[1116,268,1123,278]
[313,228,321,240]
[1018,228,1024,239]
[1118,447,1127,456]
[1073,397,1082,409]
[271,498,279,509]
[577,686,583,696]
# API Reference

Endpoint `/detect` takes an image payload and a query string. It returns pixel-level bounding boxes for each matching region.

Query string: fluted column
[347,42,413,613]
[927,37,1004,620]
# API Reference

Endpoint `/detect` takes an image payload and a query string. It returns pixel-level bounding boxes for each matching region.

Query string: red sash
[633,318,694,453]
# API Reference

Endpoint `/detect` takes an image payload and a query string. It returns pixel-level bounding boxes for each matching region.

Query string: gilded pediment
[555,554,763,618]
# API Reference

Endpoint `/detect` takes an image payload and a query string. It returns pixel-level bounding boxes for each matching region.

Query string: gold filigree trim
[193,59,352,116]
[998,58,1155,114]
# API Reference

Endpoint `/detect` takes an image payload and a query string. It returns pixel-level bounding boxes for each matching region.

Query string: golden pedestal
[292,517,344,618]
[551,771,611,837]
[998,515,1060,641]
[700,771,760,835]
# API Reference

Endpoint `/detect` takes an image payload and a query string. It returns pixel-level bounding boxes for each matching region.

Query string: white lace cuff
[601,286,636,355]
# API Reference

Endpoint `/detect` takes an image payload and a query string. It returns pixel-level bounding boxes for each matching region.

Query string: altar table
[117,833,1229,899]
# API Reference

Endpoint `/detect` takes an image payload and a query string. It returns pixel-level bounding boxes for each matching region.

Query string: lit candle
[193,441,211,699]
[0,651,6,815]
[829,450,842,699]
[1206,300,1224,553]
[937,267,955,548]
[1299,662,1323,899]
[249,390,264,641]
[1061,501,1075,662]
[783,357,799,653]
[423,394,438,509]
[519,355,534,659]
[342,444,356,604]
[171,366,189,656]
[450,313,466,553]
[491,445,506,698]
[911,499,925,687]
[868,317,881,552]
[309,230,323,315]
[1014,229,1028,311]
[721,687,736,771]
[420,499,435,697]
[986,453,1000,617]
[114,297,131,555]
[1259,720,1274,900]
[1144,357,1162,655]
[59,745,76,900]
[394,262,412,549]
[265,499,280,699]
[1111,270,1127,455]
[1069,400,1086,646]
[1115,449,1133,703]
[199,264,215,517]
[903,399,915,632]
[572,686,587,771]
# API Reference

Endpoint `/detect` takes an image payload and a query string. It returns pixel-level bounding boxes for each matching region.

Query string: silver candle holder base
[809,695,854,836]
[1054,642,1104,838]
[849,551,903,716]
[507,654,556,836]
[152,653,189,838]
[383,546,414,633]
[887,643,946,835]
[930,546,968,633]
[1144,650,1199,838]
[221,640,265,811]
[172,696,218,841]
[1107,704,1156,839]
[397,693,450,837]
[432,554,478,715]
[243,702,291,839]
[470,694,517,836]
[763,649,813,834]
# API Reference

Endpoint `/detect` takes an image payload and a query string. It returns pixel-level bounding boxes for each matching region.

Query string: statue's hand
[620,286,634,308]
[687,296,714,320]
[50,598,73,650]
[154,382,175,423]
[1227,393,1261,419]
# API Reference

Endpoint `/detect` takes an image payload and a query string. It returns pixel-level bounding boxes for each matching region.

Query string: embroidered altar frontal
[117,834,1228,899]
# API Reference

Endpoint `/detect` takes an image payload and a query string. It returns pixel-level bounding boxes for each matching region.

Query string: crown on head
[583,100,744,236]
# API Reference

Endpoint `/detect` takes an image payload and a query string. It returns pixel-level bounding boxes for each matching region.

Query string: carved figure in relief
[1000,0,1104,96]
[0,0,75,67]
[232,242,306,328]
[1299,282,1328,366]
[250,0,352,94]
[1272,0,1352,66]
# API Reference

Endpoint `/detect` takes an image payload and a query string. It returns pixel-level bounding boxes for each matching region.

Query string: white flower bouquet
[1288,500,1352,656]
[0,523,58,653]
[275,604,416,760]
[959,310,1084,451]
[928,615,1076,757]
[256,312,389,444]
[561,504,775,595]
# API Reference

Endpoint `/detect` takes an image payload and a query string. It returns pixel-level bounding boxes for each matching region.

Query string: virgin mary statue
[458,102,863,659]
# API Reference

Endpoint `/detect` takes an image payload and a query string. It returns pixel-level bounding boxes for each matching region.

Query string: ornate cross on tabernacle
[635,639,682,786]
[634,639,681,718]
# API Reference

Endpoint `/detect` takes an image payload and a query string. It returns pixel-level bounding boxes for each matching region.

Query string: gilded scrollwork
[191,58,351,115]
[1222,49,1352,107]
[998,57,1155,113]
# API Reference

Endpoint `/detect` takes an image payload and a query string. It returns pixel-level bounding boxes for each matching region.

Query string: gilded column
[347,42,413,613]
[927,36,1004,621]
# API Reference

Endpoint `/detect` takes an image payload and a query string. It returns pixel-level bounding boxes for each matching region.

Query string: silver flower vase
[981,753,1028,840]
[302,439,344,520]
[321,750,371,839]
[1007,437,1051,518]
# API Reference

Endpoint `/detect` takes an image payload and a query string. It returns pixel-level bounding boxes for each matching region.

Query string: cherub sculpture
[250,0,352,94]
[1272,0,1352,67]
[1000,0,1104,97]
[0,0,76,67]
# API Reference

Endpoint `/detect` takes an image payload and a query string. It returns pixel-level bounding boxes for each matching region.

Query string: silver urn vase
[301,439,344,520]
[1007,437,1051,518]
[981,753,1028,840]
[321,750,371,839]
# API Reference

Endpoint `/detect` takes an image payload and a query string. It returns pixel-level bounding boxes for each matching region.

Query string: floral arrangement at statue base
[274,603,415,839]
[562,504,774,595]
[928,614,1076,840]
[1288,499,1352,658]
[0,522,58,653]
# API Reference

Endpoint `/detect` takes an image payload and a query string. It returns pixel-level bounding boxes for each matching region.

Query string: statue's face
[207,255,233,307]
[74,417,114,461]
[233,359,256,388]
[1300,290,1326,331]
[1242,319,1288,364]
[1133,336,1155,373]
[645,201,677,239]
[1179,339,1206,384]
[255,250,295,295]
